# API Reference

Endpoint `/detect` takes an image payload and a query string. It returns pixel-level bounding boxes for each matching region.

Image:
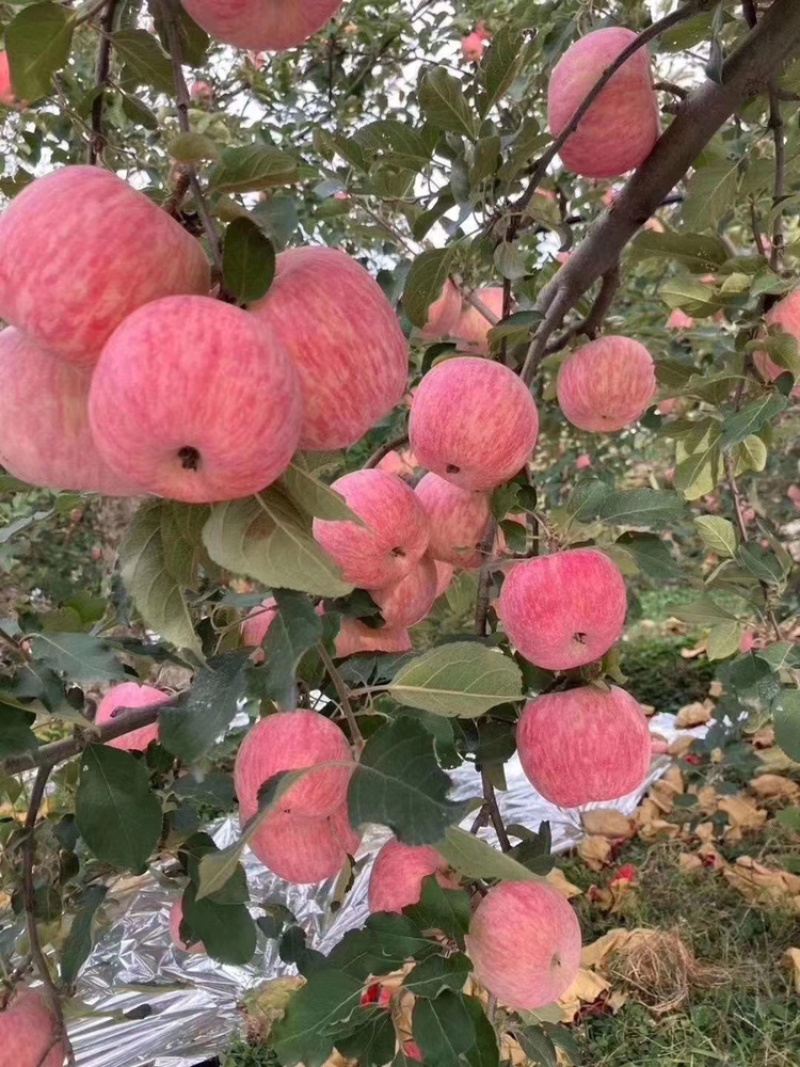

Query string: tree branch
[364,431,409,469]
[767,86,786,271]
[318,641,364,753]
[87,0,119,165]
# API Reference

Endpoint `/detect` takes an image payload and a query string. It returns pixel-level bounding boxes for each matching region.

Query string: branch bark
[87,0,119,165]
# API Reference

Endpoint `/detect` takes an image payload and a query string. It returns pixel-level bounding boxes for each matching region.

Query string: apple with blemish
[371,553,438,627]
[95,682,170,753]
[415,472,492,569]
[181,0,343,50]
[368,839,456,913]
[557,336,656,432]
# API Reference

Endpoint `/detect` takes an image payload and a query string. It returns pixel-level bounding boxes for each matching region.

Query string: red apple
[170,899,205,954]
[416,280,462,341]
[371,554,438,627]
[754,288,800,396]
[89,295,302,503]
[312,470,430,588]
[0,328,141,495]
[181,0,342,50]
[234,710,353,821]
[251,247,408,450]
[410,357,539,491]
[368,839,455,913]
[248,802,360,884]
[334,618,412,657]
[666,308,695,331]
[517,685,652,807]
[465,882,581,1010]
[415,472,492,569]
[376,448,418,481]
[0,51,16,106]
[548,28,660,179]
[433,561,454,598]
[241,597,279,658]
[557,336,656,432]
[0,989,67,1067]
[451,287,504,356]
[498,548,626,670]
[575,453,592,471]
[94,682,170,752]
[0,167,209,366]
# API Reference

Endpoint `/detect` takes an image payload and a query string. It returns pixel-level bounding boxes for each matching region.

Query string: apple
[0,52,16,107]
[234,710,353,821]
[451,287,504,355]
[312,470,430,588]
[667,308,695,331]
[190,80,213,104]
[371,554,438,627]
[334,618,412,657]
[248,803,360,884]
[498,548,626,670]
[368,839,456,913]
[433,560,454,598]
[376,448,418,481]
[170,900,205,954]
[181,0,342,51]
[548,27,660,179]
[94,682,170,753]
[251,247,408,450]
[241,597,279,660]
[415,472,492,569]
[465,881,581,1010]
[0,167,210,366]
[0,328,142,495]
[557,336,656,432]
[0,989,66,1067]
[575,453,592,471]
[416,280,462,341]
[89,295,302,504]
[517,685,652,807]
[409,357,539,491]
[754,288,800,396]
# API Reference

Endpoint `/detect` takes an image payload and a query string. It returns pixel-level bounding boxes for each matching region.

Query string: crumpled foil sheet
[21,712,704,1067]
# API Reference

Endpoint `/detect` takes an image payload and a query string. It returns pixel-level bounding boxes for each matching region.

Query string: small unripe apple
[181,0,342,50]
[557,336,656,432]
[498,548,626,670]
[0,166,210,365]
[234,710,353,821]
[249,803,360,884]
[410,357,539,491]
[0,988,67,1067]
[334,618,412,657]
[170,899,205,954]
[754,288,800,396]
[548,28,660,179]
[465,881,581,1010]
[371,553,438,627]
[368,839,456,913]
[415,473,492,569]
[517,685,652,807]
[451,287,504,356]
[313,470,430,589]
[417,280,462,341]
[89,295,302,503]
[94,682,170,752]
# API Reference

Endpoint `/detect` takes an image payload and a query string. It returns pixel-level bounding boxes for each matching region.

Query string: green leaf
[29,634,125,686]
[405,954,471,999]
[349,718,466,846]
[283,457,360,523]
[437,826,545,883]
[335,1008,396,1067]
[594,489,685,529]
[756,643,800,671]
[403,248,454,329]
[735,435,768,474]
[493,242,526,281]
[119,501,202,656]
[273,969,364,1067]
[774,689,800,762]
[159,652,251,763]
[481,25,525,115]
[252,589,322,708]
[674,421,723,501]
[630,230,729,272]
[413,992,499,1067]
[222,217,276,305]
[721,394,788,448]
[169,131,221,163]
[614,532,681,579]
[60,885,108,987]
[517,1027,558,1067]
[388,643,523,718]
[736,543,787,586]
[112,29,174,94]
[694,516,738,558]
[405,876,471,946]
[159,501,209,590]
[6,2,73,101]
[203,489,352,598]
[0,703,38,758]
[210,145,298,194]
[419,68,476,139]
[674,595,738,626]
[682,160,740,230]
[76,745,162,872]
[706,620,744,661]
[182,882,257,965]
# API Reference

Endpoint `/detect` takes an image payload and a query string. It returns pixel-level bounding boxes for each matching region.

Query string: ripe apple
[0,988,67,1067]
[451,287,504,355]
[94,682,170,753]
[241,597,279,660]
[251,247,408,450]
[371,554,438,627]
[376,448,418,481]
[0,167,210,366]
[416,280,462,341]
[248,803,360,884]
[410,357,539,491]
[557,336,656,432]
[89,295,302,504]
[0,329,142,495]
[517,685,652,807]
[415,472,492,569]
[170,899,205,954]
[312,470,430,588]
[465,881,581,1010]
[667,308,695,331]
[548,27,660,179]
[0,52,16,107]
[234,710,353,821]
[498,548,626,670]
[181,0,342,50]
[368,839,456,913]
[434,560,454,598]
[754,288,800,396]
[334,618,412,657]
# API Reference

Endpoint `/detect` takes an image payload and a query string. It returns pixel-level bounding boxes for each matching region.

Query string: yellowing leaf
[581,810,632,839]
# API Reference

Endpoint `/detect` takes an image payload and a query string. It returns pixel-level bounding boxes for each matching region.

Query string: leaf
[335,1008,396,1067]
[419,68,476,139]
[168,131,221,163]
[29,634,125,685]
[60,885,108,987]
[210,145,298,194]
[405,877,472,946]
[252,589,322,708]
[774,690,800,762]
[674,595,738,625]
[159,502,209,589]
[721,394,788,448]
[614,532,681,579]
[682,160,740,230]
[404,954,472,999]
[388,643,523,718]
[202,489,352,598]
[481,25,525,115]
[694,516,738,558]
[736,435,768,474]
[756,643,800,671]
[493,242,526,280]
[6,2,73,101]
[283,458,360,523]
[182,882,257,965]
[413,992,499,1067]
[119,501,202,656]
[75,745,162,872]
[349,718,466,846]
[112,29,174,94]
[594,489,685,529]
[273,969,364,1067]
[437,826,545,883]
[159,651,251,762]
[403,248,454,329]
[222,217,276,305]
[736,544,787,586]
[630,230,729,272]
[706,620,744,661]
[517,1027,558,1067]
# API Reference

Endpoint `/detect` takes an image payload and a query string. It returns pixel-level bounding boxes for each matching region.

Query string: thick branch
[87,0,119,165]
[768,86,785,270]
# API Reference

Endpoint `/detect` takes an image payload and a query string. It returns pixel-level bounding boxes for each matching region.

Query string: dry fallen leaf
[755,746,800,773]
[782,948,800,994]
[558,968,611,1022]
[546,866,583,900]
[694,786,719,814]
[580,929,632,969]
[723,855,800,912]
[582,809,632,838]
[708,680,724,699]
[751,726,776,749]
[718,794,768,834]
[676,701,713,728]
[749,774,800,799]
[578,835,613,870]
[668,735,696,758]
[679,853,704,872]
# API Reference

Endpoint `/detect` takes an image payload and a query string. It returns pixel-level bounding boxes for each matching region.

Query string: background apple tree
[0,0,799,1065]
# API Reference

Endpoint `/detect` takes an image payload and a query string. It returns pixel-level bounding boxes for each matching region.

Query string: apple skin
[0,52,16,106]
[417,280,462,341]
[334,618,412,657]
[451,287,504,355]
[371,554,438,627]
[313,470,430,588]
[754,288,800,396]
[170,900,205,954]
[0,167,210,366]
[548,28,660,179]
[89,295,302,504]
[433,560,454,598]
[181,0,342,51]
[498,548,626,670]
[94,682,170,752]
[465,881,581,1010]
[0,328,142,495]
[249,803,361,884]
[415,472,492,569]
[234,710,353,821]
[557,336,656,432]
[518,685,652,807]
[251,247,408,450]
[0,988,67,1067]
[368,839,455,913]
[409,357,539,491]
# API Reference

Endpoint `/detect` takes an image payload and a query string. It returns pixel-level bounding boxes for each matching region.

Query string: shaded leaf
[29,634,125,686]
[6,2,73,101]
[419,68,476,139]
[222,217,276,305]
[388,643,523,718]
[404,248,454,329]
[252,589,322,708]
[60,885,108,986]
[112,29,174,94]
[210,145,298,193]
[160,651,251,762]
[437,826,545,883]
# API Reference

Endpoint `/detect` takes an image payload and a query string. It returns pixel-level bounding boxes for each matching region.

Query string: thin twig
[767,85,785,271]
[364,431,409,469]
[318,641,364,753]
[480,768,511,852]
[87,0,119,164]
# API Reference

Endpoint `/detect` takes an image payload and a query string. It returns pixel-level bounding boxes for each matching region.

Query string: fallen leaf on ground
[679,853,704,872]
[708,680,724,699]
[578,835,613,870]
[558,968,611,1022]
[749,774,800,799]
[755,747,800,773]
[582,809,632,838]
[676,701,713,728]
[718,794,768,834]
[668,735,696,757]
[723,855,800,911]
[580,929,632,969]
[782,948,800,994]
[546,866,582,900]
